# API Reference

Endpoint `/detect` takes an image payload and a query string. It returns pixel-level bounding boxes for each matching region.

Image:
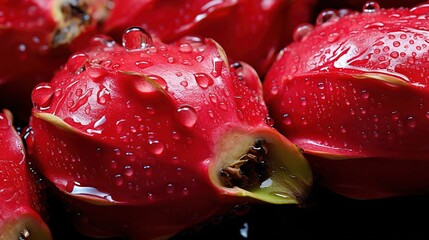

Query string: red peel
[30,31,312,239]
[264,4,429,199]
[0,110,52,240]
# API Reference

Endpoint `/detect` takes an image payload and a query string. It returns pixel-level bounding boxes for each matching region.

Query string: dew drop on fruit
[282,113,292,125]
[406,116,417,128]
[148,139,164,155]
[363,1,380,13]
[179,43,193,53]
[88,66,107,80]
[166,183,174,194]
[211,58,223,78]
[67,52,88,73]
[316,9,338,26]
[293,23,314,42]
[32,83,54,111]
[124,165,134,177]
[231,62,244,80]
[143,165,152,176]
[114,174,124,186]
[135,60,153,69]
[176,105,197,128]
[122,27,153,51]
[97,86,111,105]
[194,73,214,89]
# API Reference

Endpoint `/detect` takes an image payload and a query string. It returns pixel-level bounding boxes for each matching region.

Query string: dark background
[48,183,429,240]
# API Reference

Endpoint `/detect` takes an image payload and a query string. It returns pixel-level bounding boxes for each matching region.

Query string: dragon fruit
[0,0,109,122]
[28,28,312,239]
[101,0,317,75]
[0,109,52,240]
[263,3,429,199]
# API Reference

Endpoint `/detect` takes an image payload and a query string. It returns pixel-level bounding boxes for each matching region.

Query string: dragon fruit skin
[263,4,429,199]
[29,30,312,239]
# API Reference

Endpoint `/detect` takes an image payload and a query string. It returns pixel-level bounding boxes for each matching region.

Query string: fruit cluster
[0,1,428,239]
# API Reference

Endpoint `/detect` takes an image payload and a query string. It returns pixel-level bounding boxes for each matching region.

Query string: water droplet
[166,183,174,194]
[265,115,275,127]
[426,112,429,119]
[209,93,218,104]
[293,23,314,42]
[122,27,152,51]
[180,80,188,87]
[300,97,307,106]
[327,33,340,43]
[363,1,380,13]
[143,165,152,176]
[194,73,214,89]
[97,86,111,105]
[231,62,244,80]
[135,60,153,69]
[114,174,124,186]
[282,113,292,125]
[195,55,204,62]
[390,51,399,59]
[67,52,87,73]
[124,165,134,177]
[361,90,369,99]
[316,9,338,25]
[148,139,164,155]
[407,116,417,128]
[176,106,197,128]
[211,58,223,78]
[179,43,193,53]
[32,83,54,111]
[87,66,107,80]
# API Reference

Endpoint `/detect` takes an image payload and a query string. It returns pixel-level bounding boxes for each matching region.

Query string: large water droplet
[122,27,153,51]
[148,139,164,155]
[32,83,54,111]
[124,165,134,177]
[179,43,193,53]
[67,52,88,73]
[176,106,197,128]
[135,60,153,69]
[194,73,214,89]
[293,23,314,42]
[316,9,338,25]
[363,1,380,13]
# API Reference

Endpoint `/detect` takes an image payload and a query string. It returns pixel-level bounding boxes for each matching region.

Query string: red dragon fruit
[0,0,109,123]
[28,28,312,239]
[263,3,429,199]
[101,0,317,75]
[0,109,52,239]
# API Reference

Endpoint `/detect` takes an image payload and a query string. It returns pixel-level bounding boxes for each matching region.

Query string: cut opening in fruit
[52,0,92,47]
[0,213,52,240]
[220,139,271,190]
[210,127,312,205]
